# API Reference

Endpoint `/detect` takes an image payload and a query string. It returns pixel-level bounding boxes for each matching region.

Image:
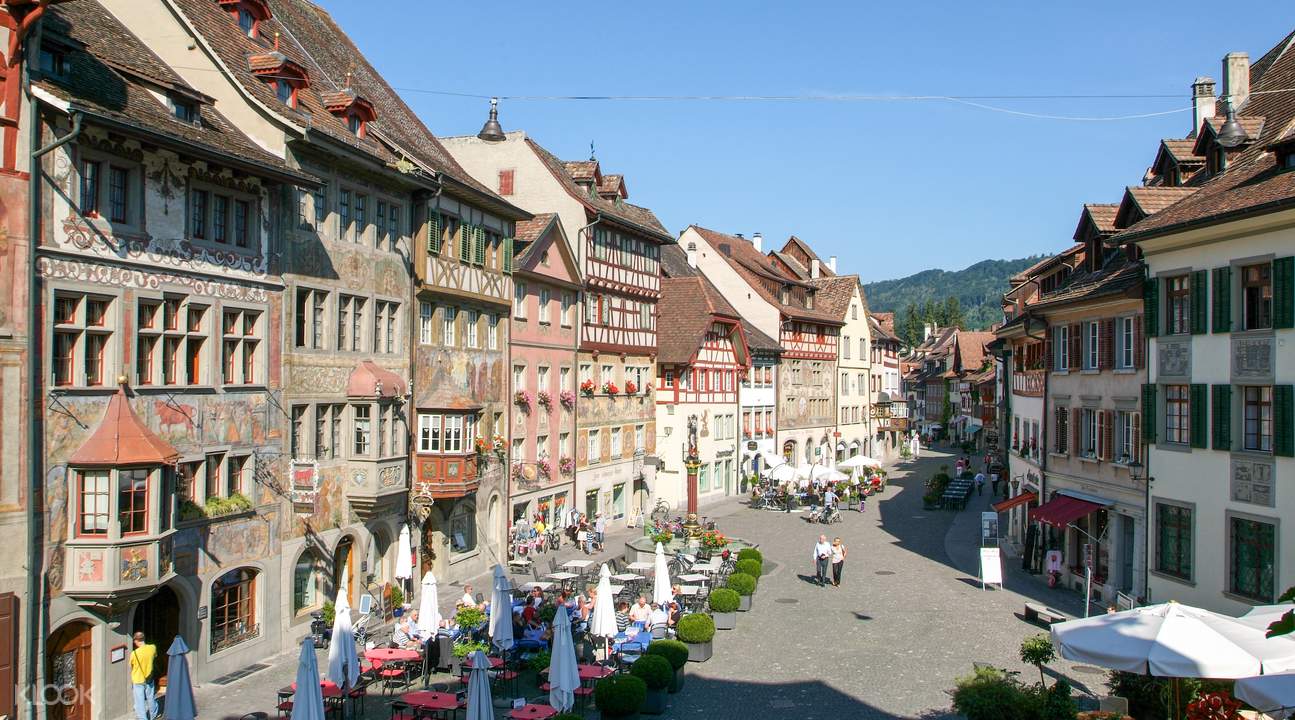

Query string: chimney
[751,232,763,252]
[811,258,821,279]
[1223,52,1250,111]
[686,241,697,268]
[828,255,837,273]
[924,323,934,341]
[1191,77,1216,137]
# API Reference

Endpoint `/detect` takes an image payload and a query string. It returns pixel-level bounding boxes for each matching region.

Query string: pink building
[508,214,582,527]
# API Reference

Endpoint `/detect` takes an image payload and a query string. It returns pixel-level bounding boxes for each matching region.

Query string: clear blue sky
[319,1,1292,281]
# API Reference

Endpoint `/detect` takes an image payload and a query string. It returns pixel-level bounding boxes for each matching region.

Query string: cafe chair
[389,700,416,720]
[380,660,412,694]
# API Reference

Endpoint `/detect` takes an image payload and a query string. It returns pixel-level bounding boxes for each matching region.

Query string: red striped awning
[1028,495,1104,529]
[992,491,1037,513]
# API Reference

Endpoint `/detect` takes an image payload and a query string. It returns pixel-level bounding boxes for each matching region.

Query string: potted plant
[455,606,486,630]
[603,381,620,396]
[726,573,756,612]
[645,640,688,693]
[537,390,553,409]
[650,530,673,546]
[528,649,552,673]
[514,390,533,410]
[736,548,763,564]
[594,674,646,720]
[734,558,763,578]
[629,654,672,715]
[707,588,740,630]
[580,380,596,397]
[389,584,404,612]
[560,389,577,409]
[675,613,715,662]
[625,380,639,395]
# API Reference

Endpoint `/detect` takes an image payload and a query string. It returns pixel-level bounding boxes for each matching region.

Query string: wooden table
[400,690,460,711]
[509,704,558,719]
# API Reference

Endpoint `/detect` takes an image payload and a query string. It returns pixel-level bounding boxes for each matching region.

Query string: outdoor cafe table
[576,663,615,681]
[287,681,343,698]
[611,573,642,582]
[510,703,558,720]
[626,561,655,573]
[365,647,421,664]
[677,573,709,584]
[678,585,701,596]
[545,571,579,583]
[401,690,459,713]
[562,559,594,571]
[522,581,555,591]
[691,561,721,574]
[463,654,505,670]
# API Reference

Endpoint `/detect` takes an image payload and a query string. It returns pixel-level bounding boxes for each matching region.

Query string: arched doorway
[421,511,448,582]
[133,585,182,690]
[333,536,355,606]
[48,621,93,720]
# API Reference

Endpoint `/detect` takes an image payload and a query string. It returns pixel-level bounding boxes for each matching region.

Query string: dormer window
[238,8,256,36]
[170,96,198,124]
[1284,152,1295,170]
[39,44,68,78]
[250,52,309,109]
[321,88,376,138]
[348,115,362,135]
[221,0,271,39]
[275,80,294,106]
[805,291,815,310]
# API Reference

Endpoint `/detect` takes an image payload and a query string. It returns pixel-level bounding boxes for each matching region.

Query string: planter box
[737,595,753,612]
[641,688,668,715]
[712,611,736,630]
[668,666,685,693]
[685,640,712,663]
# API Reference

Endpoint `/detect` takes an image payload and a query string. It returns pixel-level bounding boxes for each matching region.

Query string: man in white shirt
[823,488,838,511]
[628,596,653,624]
[649,603,669,628]
[974,471,986,496]
[812,534,832,586]
[594,513,606,550]
[459,584,476,609]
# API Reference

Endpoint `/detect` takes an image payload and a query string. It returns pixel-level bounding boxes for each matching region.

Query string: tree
[1019,633,1056,686]
[1267,586,1295,638]
[901,303,923,346]
[942,296,965,328]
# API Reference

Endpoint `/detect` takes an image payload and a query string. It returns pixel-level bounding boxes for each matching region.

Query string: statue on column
[683,414,702,536]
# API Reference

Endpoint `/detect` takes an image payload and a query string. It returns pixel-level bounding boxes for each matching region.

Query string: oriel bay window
[416,413,476,454]
[74,466,173,538]
[353,405,371,456]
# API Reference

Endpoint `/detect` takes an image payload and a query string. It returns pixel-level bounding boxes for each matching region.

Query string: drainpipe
[27,11,83,718]
[572,216,600,503]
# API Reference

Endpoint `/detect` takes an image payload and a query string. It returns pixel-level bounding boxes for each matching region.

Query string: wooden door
[0,593,16,719]
[133,586,180,689]
[48,622,93,720]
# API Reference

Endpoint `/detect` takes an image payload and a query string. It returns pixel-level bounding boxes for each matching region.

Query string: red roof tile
[657,276,744,365]
[69,389,180,467]
[688,225,842,324]
[526,139,670,240]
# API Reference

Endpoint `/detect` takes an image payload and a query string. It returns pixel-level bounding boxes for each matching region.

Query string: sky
[318,1,1293,282]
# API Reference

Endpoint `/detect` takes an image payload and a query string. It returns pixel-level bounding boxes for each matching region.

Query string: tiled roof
[563,160,599,182]
[1192,115,1268,156]
[1120,34,1295,240]
[1085,203,1119,232]
[780,236,835,276]
[1032,250,1143,309]
[1010,245,1083,282]
[742,319,782,353]
[688,225,843,324]
[69,388,180,467]
[769,250,810,280]
[597,174,627,199]
[659,243,699,279]
[1127,186,1199,216]
[526,139,671,241]
[869,312,900,342]
[513,213,558,264]
[657,276,742,365]
[1162,139,1204,164]
[38,1,303,180]
[804,275,858,320]
[953,331,995,373]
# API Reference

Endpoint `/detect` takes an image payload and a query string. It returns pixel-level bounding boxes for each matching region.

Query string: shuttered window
[1143,277,1160,338]
[459,223,472,261]
[1275,256,1294,329]
[427,212,441,254]
[1212,266,1232,333]
[474,227,486,265]
[1212,384,1232,451]
[1142,384,1158,443]
[1275,384,1294,457]
[503,237,514,274]
[1189,383,1208,449]
[1191,270,1209,334]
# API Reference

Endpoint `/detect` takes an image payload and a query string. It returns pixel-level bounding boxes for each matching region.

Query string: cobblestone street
[194,445,1112,719]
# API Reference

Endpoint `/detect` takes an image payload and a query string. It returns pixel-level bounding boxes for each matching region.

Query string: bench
[1024,602,1067,626]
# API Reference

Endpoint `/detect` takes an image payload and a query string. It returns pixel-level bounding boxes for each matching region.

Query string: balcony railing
[1012,370,1045,397]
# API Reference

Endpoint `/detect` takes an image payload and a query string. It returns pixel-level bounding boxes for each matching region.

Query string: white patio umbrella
[464,649,494,720]
[589,564,618,657]
[652,542,672,606]
[759,451,786,470]
[325,585,359,690]
[394,524,414,583]
[418,571,441,638]
[1235,672,1295,719]
[488,565,514,653]
[839,455,882,469]
[765,463,796,484]
[548,604,580,712]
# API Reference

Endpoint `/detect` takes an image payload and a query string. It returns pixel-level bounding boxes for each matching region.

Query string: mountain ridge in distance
[862,255,1048,331]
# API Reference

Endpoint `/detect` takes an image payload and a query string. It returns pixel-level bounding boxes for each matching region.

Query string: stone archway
[132,584,183,690]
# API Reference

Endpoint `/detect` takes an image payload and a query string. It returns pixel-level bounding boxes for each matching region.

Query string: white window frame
[442,306,457,346]
[514,282,527,319]
[588,429,601,465]
[466,309,479,348]
[419,301,433,345]
[1085,321,1100,370]
[539,288,552,325]
[1118,316,1134,369]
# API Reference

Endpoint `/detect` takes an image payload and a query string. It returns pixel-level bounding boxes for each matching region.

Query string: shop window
[211,568,258,652]
[449,503,477,553]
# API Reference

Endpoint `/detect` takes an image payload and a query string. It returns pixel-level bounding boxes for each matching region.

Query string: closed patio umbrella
[418,571,442,638]
[652,542,672,606]
[464,649,494,720]
[1234,672,1295,719]
[589,564,618,657]
[548,605,580,712]
[290,636,325,720]
[162,636,196,720]
[394,524,414,589]
[325,587,358,690]
[488,565,514,653]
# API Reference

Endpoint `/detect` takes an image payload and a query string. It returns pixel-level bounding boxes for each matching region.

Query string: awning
[992,491,1037,513]
[1028,495,1105,529]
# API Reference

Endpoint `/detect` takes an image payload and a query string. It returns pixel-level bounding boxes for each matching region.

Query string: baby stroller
[813,505,843,524]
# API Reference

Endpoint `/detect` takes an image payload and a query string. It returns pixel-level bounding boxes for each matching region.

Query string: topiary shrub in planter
[594,674,647,720]
[736,548,762,564]
[735,558,763,578]
[726,572,757,612]
[645,640,688,693]
[707,588,740,630]
[629,654,672,715]
[675,614,715,663]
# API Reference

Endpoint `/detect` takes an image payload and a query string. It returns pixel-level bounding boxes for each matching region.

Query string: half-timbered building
[656,245,751,507]
[444,130,672,526]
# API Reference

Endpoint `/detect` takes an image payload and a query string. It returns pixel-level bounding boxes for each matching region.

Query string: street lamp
[1216,98,1249,149]
[477,97,506,142]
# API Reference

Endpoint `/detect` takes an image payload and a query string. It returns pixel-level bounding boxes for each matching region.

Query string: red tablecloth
[510,703,558,720]
[287,681,343,698]
[365,648,421,663]
[463,655,504,669]
[576,663,614,680]
[400,691,459,711]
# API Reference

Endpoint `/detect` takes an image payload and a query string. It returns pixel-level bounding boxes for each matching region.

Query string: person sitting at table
[667,601,681,626]
[649,602,669,628]
[458,584,477,609]
[528,586,544,608]
[628,596,652,624]
[614,601,630,632]
[407,609,432,642]
[391,617,421,651]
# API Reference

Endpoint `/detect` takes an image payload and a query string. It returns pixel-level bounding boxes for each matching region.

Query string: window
[234,200,250,248]
[170,96,197,124]
[698,463,710,492]
[449,503,476,553]
[337,295,364,352]
[841,373,849,396]
[373,301,397,353]
[205,453,224,500]
[38,45,67,77]
[416,413,474,454]
[1085,321,1100,370]
[338,189,351,239]
[1054,406,1069,454]
[292,551,324,614]
[635,424,645,452]
[561,293,574,327]
[1229,515,1276,601]
[1167,275,1190,334]
[236,7,256,35]
[1054,325,1070,370]
[418,413,441,453]
[842,336,850,359]
[77,470,110,536]
[514,282,527,319]
[560,366,572,393]
[52,292,114,387]
[211,568,257,651]
[348,114,363,136]
[513,365,526,393]
[352,405,371,456]
[294,288,326,349]
[1165,385,1190,445]
[220,308,261,385]
[442,307,457,346]
[538,365,550,395]
[354,194,367,243]
[108,166,129,223]
[1117,316,1135,369]
[612,483,625,519]
[498,169,515,195]
[419,302,433,344]
[79,159,100,216]
[1241,263,1272,330]
[291,406,307,457]
[226,455,247,497]
[1155,503,1193,580]
[580,364,592,385]
[610,428,622,457]
[313,184,328,231]
[488,314,500,350]
[1116,411,1139,463]
[466,310,479,348]
[387,203,401,251]
[190,189,208,239]
[588,429,601,464]
[539,289,551,325]
[1244,386,1273,452]
[1080,408,1098,457]
[212,195,229,244]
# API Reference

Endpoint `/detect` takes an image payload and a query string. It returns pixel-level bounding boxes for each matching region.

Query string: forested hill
[863,256,1046,341]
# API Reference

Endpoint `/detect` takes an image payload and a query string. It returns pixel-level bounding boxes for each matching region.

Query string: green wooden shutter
[1142,384,1158,443]
[1212,266,1231,333]
[1191,270,1208,334]
[503,237,514,274]
[1189,383,1208,449]
[1274,256,1294,329]
[428,212,441,254]
[475,227,486,265]
[1211,384,1232,451]
[1143,277,1160,338]
[459,223,471,261]
[1275,384,1295,457]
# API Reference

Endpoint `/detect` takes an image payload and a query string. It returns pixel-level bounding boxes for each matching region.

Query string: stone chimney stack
[828,256,837,273]
[1192,77,1216,137]
[1223,52,1251,110]
[811,259,821,279]
[686,241,697,268]
[924,323,934,341]
[752,232,763,252]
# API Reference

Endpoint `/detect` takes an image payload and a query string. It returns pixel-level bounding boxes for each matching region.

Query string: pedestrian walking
[974,470,985,495]
[812,534,832,586]
[577,522,590,555]
[594,512,606,551]
[830,537,848,587]
[857,488,867,513]
[129,631,158,720]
